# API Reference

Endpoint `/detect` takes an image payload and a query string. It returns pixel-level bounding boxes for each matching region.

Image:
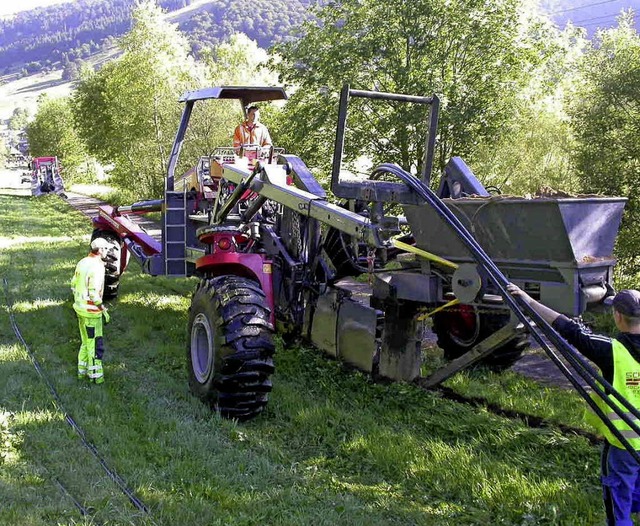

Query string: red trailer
[30,156,66,197]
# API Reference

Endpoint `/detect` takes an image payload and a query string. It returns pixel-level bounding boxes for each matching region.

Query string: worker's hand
[506,283,533,305]
[102,308,110,325]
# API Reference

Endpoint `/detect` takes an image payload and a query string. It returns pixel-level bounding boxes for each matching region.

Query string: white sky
[0,0,73,17]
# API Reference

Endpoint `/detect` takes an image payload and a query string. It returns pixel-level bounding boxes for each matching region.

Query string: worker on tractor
[71,237,111,384]
[233,105,272,161]
[507,283,640,526]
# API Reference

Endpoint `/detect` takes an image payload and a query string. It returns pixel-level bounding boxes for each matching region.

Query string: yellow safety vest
[586,339,640,449]
[70,253,105,318]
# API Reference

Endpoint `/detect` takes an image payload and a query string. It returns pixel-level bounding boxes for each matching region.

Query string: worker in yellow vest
[71,237,111,384]
[507,283,640,526]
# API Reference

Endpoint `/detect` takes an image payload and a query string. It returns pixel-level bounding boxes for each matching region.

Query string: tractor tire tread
[187,275,275,420]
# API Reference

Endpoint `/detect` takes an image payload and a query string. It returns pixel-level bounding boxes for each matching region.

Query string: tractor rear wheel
[431,305,529,370]
[280,207,305,259]
[187,276,275,420]
[91,229,125,301]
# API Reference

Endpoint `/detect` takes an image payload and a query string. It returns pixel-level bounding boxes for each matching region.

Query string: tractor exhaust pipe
[115,199,164,216]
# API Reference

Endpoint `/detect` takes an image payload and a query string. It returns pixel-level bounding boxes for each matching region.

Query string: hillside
[0,0,311,76]
[0,0,636,78]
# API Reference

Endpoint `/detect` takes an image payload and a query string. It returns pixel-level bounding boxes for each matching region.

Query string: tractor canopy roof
[179,86,288,110]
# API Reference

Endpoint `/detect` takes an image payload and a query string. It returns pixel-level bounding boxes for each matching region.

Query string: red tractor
[30,156,66,198]
[89,85,626,424]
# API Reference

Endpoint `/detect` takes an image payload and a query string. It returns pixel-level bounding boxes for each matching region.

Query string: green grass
[0,192,608,525]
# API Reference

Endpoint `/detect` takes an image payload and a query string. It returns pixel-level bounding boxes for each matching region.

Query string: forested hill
[0,0,312,75]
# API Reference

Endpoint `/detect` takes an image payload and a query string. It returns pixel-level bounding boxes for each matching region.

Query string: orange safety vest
[233,122,272,148]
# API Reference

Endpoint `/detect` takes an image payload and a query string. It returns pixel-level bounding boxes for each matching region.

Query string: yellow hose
[417,298,460,321]
[391,239,458,270]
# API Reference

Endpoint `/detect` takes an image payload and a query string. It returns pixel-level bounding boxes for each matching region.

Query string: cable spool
[452,263,483,303]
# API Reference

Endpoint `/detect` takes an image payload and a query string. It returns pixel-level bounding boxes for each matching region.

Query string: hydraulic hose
[374,163,640,461]
[386,162,640,422]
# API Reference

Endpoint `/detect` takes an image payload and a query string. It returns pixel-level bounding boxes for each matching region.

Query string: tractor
[89,85,626,422]
[30,156,66,197]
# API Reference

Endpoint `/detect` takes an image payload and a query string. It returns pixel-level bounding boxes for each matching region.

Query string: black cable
[2,278,151,515]
[551,0,621,15]
[51,475,93,519]
[374,163,640,461]
[404,166,640,452]
[573,12,629,24]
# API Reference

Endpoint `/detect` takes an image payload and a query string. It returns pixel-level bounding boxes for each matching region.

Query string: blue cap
[604,289,640,317]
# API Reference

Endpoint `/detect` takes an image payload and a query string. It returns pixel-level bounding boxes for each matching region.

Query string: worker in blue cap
[508,284,640,526]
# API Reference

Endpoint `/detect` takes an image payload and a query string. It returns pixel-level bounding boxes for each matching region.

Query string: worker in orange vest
[233,105,272,161]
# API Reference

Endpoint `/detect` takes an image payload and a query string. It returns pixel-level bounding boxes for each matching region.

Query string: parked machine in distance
[88,85,626,421]
[30,156,66,198]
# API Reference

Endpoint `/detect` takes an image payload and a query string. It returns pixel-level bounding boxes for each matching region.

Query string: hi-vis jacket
[553,314,640,450]
[588,339,640,450]
[71,253,105,318]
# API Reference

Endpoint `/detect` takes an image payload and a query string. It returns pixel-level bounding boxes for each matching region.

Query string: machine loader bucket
[404,196,627,315]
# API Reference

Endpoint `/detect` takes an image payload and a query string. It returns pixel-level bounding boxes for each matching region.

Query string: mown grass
[0,192,607,525]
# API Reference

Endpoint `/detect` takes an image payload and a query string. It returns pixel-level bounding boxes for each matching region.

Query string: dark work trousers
[602,441,640,525]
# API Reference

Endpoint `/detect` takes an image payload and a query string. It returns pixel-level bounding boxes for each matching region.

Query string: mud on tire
[187,276,275,421]
[432,305,529,370]
[91,229,125,301]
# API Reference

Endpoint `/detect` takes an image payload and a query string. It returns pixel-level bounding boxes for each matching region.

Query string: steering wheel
[238,143,273,163]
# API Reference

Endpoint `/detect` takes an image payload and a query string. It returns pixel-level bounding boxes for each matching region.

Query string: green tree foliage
[0,0,134,73]
[181,0,309,56]
[0,141,8,169]
[566,12,640,272]
[179,32,282,164]
[61,57,83,81]
[8,107,30,131]
[472,20,587,195]
[26,95,89,183]
[270,0,549,180]
[72,0,202,199]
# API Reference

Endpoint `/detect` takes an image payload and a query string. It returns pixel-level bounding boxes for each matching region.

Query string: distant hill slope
[1,0,635,79]
[0,0,311,75]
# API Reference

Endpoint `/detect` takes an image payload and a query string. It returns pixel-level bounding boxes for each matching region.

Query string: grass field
[0,192,608,525]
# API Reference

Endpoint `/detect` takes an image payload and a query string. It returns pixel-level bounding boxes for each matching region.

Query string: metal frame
[330,84,440,202]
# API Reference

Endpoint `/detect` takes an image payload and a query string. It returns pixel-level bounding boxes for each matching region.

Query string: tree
[62,58,81,81]
[72,0,204,199]
[26,95,89,183]
[180,32,282,162]
[472,20,587,195]
[0,141,8,169]
[270,0,549,180]
[566,11,640,275]
[8,107,30,131]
